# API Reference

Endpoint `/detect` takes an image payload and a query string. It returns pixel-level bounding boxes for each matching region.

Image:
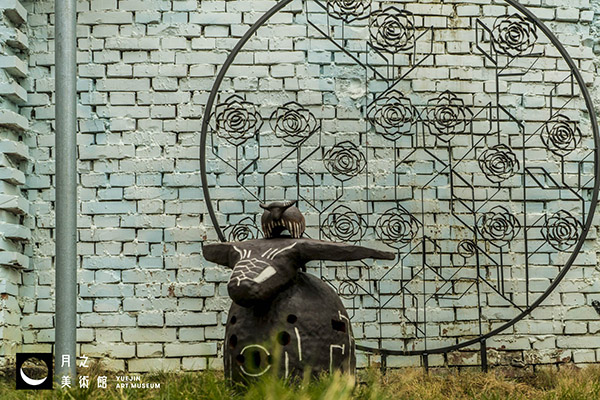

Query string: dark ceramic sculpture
[203,202,394,382]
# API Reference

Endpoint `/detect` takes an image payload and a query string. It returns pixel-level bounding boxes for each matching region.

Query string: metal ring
[200,0,600,356]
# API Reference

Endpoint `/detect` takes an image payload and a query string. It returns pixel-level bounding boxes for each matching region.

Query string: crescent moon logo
[16,353,53,390]
[20,367,48,386]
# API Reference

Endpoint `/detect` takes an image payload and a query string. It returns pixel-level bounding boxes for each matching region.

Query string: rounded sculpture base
[224,272,355,383]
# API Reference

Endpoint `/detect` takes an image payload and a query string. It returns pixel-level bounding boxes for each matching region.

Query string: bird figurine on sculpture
[260,200,305,239]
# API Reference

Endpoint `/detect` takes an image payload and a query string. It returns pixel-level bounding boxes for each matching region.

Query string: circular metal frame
[200,0,600,356]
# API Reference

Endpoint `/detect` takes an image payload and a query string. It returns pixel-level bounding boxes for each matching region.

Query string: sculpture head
[260,200,305,239]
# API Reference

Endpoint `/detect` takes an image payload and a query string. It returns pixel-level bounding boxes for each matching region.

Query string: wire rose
[327,0,371,23]
[478,144,520,184]
[424,91,472,142]
[322,205,368,244]
[541,114,581,157]
[542,210,582,251]
[367,90,417,141]
[212,95,263,146]
[338,280,360,300]
[375,206,420,249]
[324,141,366,181]
[457,240,477,259]
[270,101,319,145]
[369,7,415,53]
[223,217,262,241]
[492,14,537,57]
[477,206,521,248]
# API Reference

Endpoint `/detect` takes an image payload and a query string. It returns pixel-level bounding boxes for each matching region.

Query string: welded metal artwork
[213,95,263,146]
[270,102,320,145]
[541,115,582,157]
[491,14,538,57]
[203,204,394,382]
[200,0,599,369]
[424,91,473,142]
[327,0,371,23]
[369,6,416,53]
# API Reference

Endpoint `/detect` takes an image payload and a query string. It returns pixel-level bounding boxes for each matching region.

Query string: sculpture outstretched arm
[202,243,233,267]
[297,239,395,263]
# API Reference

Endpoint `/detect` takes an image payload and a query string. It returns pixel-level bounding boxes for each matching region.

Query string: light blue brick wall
[0,0,598,373]
[0,0,29,370]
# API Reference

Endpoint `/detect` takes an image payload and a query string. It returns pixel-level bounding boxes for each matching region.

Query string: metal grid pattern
[200,0,599,363]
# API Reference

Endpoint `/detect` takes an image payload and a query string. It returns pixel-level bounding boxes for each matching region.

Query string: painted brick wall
[0,0,29,370]
[3,0,600,373]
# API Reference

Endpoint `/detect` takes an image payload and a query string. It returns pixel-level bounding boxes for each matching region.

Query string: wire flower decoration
[478,144,520,184]
[541,114,582,157]
[367,90,417,141]
[369,6,416,53]
[542,210,582,251]
[211,95,263,146]
[492,13,538,57]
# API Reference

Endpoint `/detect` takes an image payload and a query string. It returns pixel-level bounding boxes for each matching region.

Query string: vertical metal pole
[480,339,488,373]
[422,353,429,374]
[55,0,78,380]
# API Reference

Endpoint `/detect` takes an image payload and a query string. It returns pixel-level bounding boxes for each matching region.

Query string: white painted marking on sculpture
[253,266,276,283]
[338,310,353,370]
[265,248,278,259]
[233,246,244,259]
[329,344,345,373]
[261,248,273,258]
[270,242,297,259]
[238,344,272,377]
[294,327,302,361]
[285,352,289,379]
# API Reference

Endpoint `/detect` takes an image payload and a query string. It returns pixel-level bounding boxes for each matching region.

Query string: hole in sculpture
[229,335,237,349]
[251,350,261,369]
[332,319,347,333]
[277,331,291,346]
[287,314,297,324]
[235,354,245,365]
[230,316,237,325]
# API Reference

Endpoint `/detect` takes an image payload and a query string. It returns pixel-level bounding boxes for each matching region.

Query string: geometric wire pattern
[200,0,599,360]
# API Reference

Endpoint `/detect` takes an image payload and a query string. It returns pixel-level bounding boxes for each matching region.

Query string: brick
[164,343,217,357]
[0,55,27,78]
[78,11,133,24]
[80,284,134,298]
[81,343,135,358]
[79,145,135,160]
[182,357,207,371]
[165,312,218,326]
[557,337,600,349]
[137,343,163,358]
[138,312,164,327]
[81,202,136,215]
[82,256,137,269]
[96,78,150,92]
[122,328,176,343]
[1,0,27,25]
[80,313,137,328]
[105,37,160,50]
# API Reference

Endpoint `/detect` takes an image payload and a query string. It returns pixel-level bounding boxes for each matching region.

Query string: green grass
[2,363,600,399]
